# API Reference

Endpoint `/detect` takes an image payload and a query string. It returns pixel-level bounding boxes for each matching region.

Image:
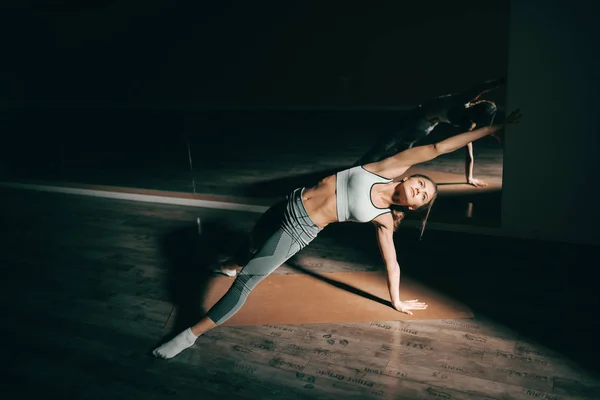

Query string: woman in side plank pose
[152,109,521,359]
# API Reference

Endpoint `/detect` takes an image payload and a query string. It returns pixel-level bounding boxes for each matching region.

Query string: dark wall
[2,1,508,109]
[0,1,510,222]
[502,0,600,246]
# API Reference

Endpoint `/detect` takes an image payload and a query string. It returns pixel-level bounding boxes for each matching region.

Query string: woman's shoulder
[359,165,393,180]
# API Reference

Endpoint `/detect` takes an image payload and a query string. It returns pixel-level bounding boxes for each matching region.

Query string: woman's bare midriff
[301,174,338,228]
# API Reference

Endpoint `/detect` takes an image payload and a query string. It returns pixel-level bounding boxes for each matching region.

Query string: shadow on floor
[391,230,600,375]
[309,223,600,374]
[286,258,392,308]
[157,218,249,335]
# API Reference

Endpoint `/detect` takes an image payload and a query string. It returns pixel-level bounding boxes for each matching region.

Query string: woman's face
[397,177,435,210]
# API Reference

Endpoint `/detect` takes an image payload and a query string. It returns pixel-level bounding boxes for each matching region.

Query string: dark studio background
[2,0,600,380]
[0,0,508,188]
[1,0,507,108]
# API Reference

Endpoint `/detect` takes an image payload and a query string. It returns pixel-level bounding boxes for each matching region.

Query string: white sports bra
[336,166,392,223]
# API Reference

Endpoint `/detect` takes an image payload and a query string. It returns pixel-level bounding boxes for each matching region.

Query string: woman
[356,77,505,187]
[153,108,521,359]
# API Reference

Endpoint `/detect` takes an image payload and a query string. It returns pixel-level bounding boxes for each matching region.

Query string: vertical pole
[186,137,196,194]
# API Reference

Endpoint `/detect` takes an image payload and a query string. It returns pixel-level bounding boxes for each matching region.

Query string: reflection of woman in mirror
[356,77,505,187]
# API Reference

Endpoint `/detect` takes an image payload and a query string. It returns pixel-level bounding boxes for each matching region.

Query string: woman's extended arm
[373,214,428,315]
[367,109,521,178]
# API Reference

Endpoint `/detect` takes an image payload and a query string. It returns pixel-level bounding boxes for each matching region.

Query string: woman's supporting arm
[374,218,402,307]
[372,215,428,315]
[372,212,429,315]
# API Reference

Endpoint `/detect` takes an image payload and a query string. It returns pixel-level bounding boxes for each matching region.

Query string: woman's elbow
[432,142,445,155]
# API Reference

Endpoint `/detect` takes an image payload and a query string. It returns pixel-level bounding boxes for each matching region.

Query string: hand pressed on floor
[393,299,428,316]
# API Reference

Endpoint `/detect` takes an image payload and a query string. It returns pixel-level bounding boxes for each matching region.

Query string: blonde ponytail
[418,195,436,240]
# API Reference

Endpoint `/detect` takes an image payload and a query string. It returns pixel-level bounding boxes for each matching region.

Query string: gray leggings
[206,188,322,325]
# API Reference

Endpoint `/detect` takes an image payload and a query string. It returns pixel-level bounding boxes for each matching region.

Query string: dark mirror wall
[1,0,509,227]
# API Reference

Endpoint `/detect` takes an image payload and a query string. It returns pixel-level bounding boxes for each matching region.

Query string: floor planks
[2,188,599,400]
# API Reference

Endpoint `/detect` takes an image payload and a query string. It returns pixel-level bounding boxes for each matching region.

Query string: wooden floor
[2,187,599,400]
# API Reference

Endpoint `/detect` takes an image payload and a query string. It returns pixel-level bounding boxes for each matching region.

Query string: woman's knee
[231,271,268,297]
